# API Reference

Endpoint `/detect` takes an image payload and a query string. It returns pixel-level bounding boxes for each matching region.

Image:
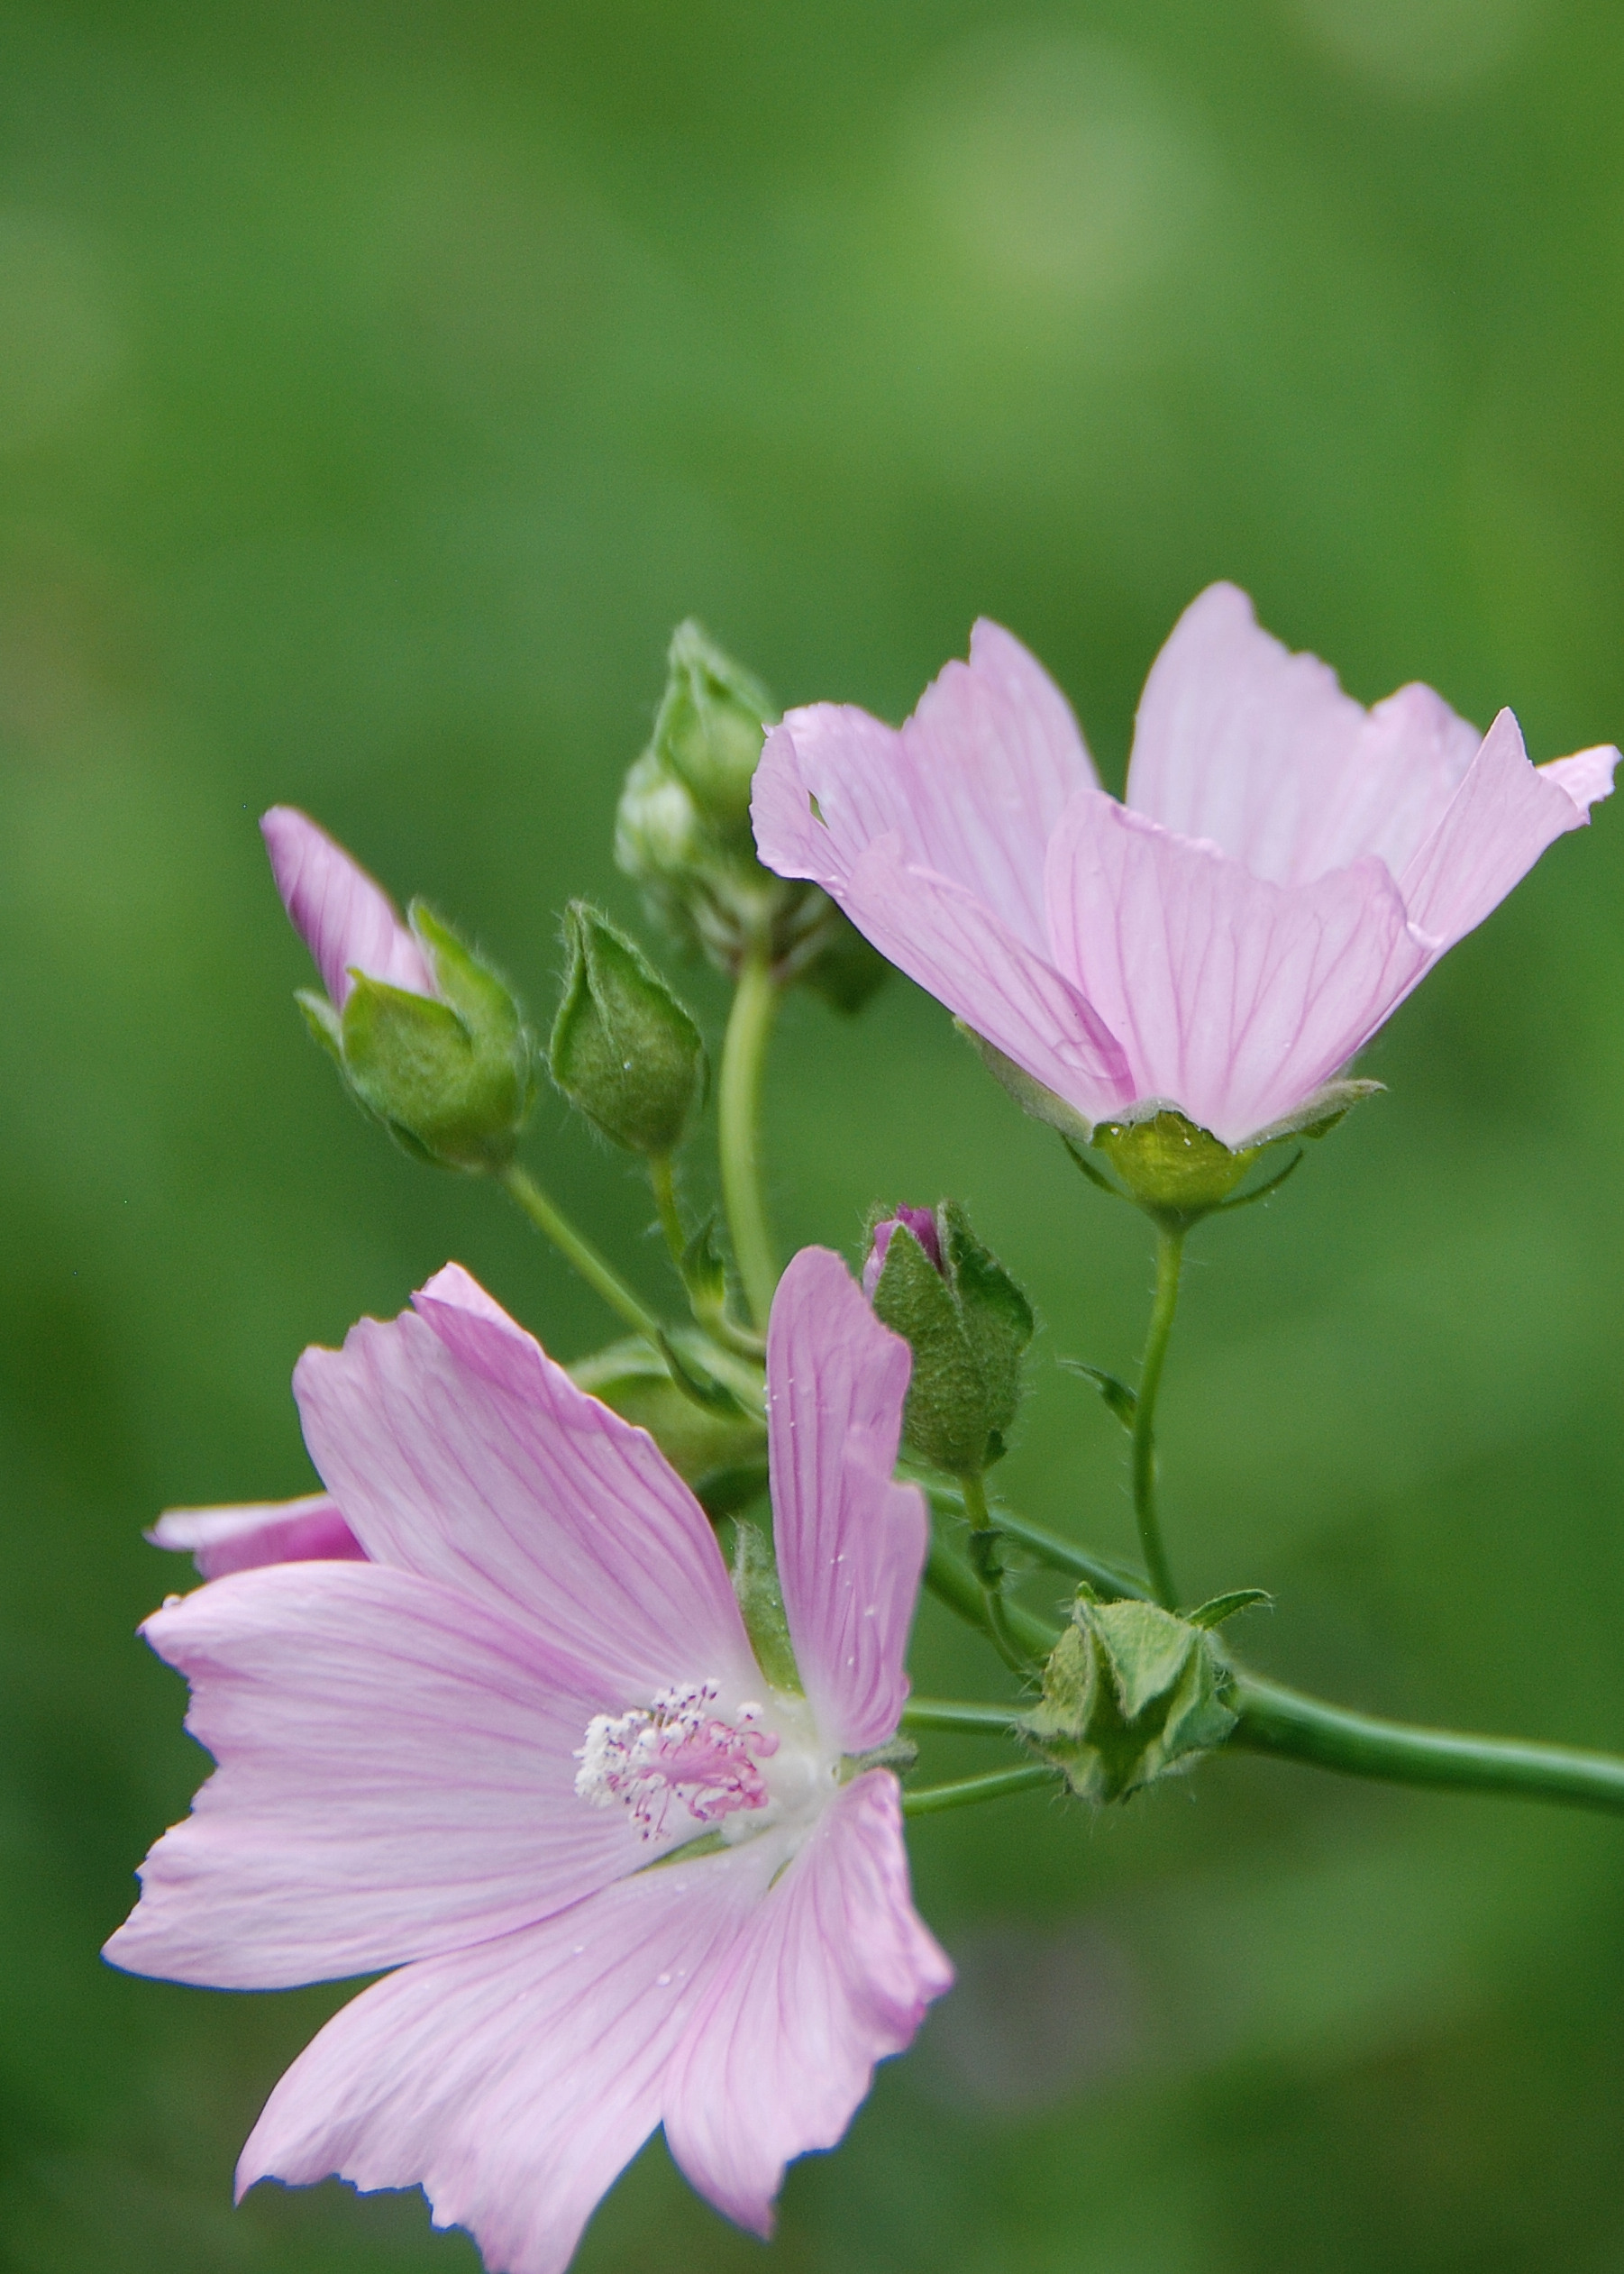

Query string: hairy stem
[1231,1674,1624,1817]
[902,1765,1061,1818]
[648,1154,686,1273]
[1133,1224,1185,1608]
[499,1163,662,1343]
[924,1532,1058,1667]
[718,940,780,1331]
[988,1506,1154,1603]
[961,1469,1036,1674]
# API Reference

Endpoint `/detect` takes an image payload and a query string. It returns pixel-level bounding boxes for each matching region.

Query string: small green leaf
[1059,1358,1137,1429]
[680,1216,728,1310]
[730,1518,800,1693]
[1186,1587,1273,1630]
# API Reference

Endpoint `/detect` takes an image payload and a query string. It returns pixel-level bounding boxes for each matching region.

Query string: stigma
[574,1681,780,1841]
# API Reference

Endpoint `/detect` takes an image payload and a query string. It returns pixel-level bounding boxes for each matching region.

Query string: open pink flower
[261,805,435,1007]
[106,1250,949,2274]
[753,584,1619,1147]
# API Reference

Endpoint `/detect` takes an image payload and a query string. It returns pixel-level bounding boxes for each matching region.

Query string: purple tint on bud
[862,1204,943,1298]
[261,806,434,1009]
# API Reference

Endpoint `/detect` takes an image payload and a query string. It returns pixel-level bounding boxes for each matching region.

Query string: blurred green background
[5,0,1624,2267]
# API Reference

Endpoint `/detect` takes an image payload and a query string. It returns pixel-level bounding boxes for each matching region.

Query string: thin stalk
[1132,1225,1185,1608]
[901,1698,1023,1735]
[989,1507,1154,1603]
[648,1154,686,1274]
[961,1470,1036,1675]
[499,1163,662,1343]
[924,1533,1059,1667]
[718,939,780,1331]
[903,1764,1062,1818]
[1230,1674,1624,1818]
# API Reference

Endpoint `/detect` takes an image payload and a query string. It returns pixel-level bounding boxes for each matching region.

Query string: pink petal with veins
[261,806,434,1008]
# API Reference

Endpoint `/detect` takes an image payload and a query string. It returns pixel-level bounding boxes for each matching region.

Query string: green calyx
[616,621,889,1014]
[549,903,707,1157]
[1091,1110,1258,1223]
[307,904,534,1172]
[1021,1594,1239,1804]
[870,1201,1035,1477]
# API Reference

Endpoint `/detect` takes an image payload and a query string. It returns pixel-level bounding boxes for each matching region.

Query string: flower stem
[901,1697,1022,1734]
[903,1764,1061,1817]
[648,1153,686,1272]
[1230,1673,1624,1817]
[924,1531,1058,1667]
[499,1163,662,1343]
[961,1470,1036,1675]
[983,1505,1154,1603]
[1133,1224,1185,1609]
[718,938,780,1331]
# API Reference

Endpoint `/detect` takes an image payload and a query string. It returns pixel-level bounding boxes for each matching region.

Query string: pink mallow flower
[260,804,435,1008]
[149,1494,365,1581]
[753,584,1620,1148]
[105,1250,951,2274]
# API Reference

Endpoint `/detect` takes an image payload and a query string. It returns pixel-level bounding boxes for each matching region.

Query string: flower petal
[1398,710,1619,955]
[753,619,1097,955]
[838,835,1133,1126]
[148,1493,364,1580]
[261,806,434,1009]
[664,1773,953,2238]
[103,1561,656,1989]
[237,1836,783,2274]
[1045,792,1428,1145]
[1126,585,1482,887]
[292,1266,759,1705]
[765,1248,926,1756]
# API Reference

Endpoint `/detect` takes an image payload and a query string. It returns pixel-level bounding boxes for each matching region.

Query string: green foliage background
[4,1,1624,2266]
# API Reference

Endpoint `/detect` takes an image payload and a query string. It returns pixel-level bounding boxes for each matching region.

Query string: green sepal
[729,1517,801,1693]
[1186,1587,1272,1630]
[1020,1594,1237,1804]
[870,1201,1035,1478]
[338,907,533,1173]
[296,987,344,1067]
[957,1025,1097,1145]
[549,903,707,1157]
[1091,1110,1257,1224]
[1059,1358,1138,1430]
[569,1336,767,1504]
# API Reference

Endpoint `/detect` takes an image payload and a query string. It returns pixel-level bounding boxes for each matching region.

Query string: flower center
[574,1681,780,1841]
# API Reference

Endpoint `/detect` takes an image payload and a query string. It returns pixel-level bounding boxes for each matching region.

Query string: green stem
[718,940,780,1331]
[903,1764,1062,1818]
[989,1507,1154,1603]
[499,1163,662,1343]
[961,1470,1036,1675]
[925,1532,1059,1667]
[648,1155,686,1273]
[901,1697,1023,1735]
[1230,1673,1624,1817]
[1132,1224,1185,1608]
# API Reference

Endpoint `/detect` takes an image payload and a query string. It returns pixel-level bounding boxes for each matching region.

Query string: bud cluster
[616,620,886,1009]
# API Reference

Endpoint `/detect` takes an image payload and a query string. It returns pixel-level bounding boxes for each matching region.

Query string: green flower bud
[1021,1595,1238,1804]
[309,904,534,1172]
[653,619,775,828]
[867,1201,1035,1477]
[549,904,707,1157]
[616,623,890,1016]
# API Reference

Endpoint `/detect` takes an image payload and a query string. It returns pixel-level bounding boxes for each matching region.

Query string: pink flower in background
[106,1250,949,2274]
[261,805,435,1007]
[150,1494,364,1581]
[753,584,1620,1148]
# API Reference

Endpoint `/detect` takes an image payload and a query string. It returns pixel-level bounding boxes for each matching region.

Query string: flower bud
[1021,1595,1237,1804]
[616,625,889,1014]
[549,903,707,1157]
[865,1200,1034,1476]
[653,619,775,828]
[263,808,534,1172]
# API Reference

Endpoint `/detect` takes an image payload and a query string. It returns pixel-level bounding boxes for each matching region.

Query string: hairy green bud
[867,1201,1035,1476]
[549,904,707,1157]
[1022,1595,1238,1804]
[314,904,534,1172]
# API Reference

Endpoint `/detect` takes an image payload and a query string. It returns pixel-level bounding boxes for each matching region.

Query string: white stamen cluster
[573,1680,777,1840]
